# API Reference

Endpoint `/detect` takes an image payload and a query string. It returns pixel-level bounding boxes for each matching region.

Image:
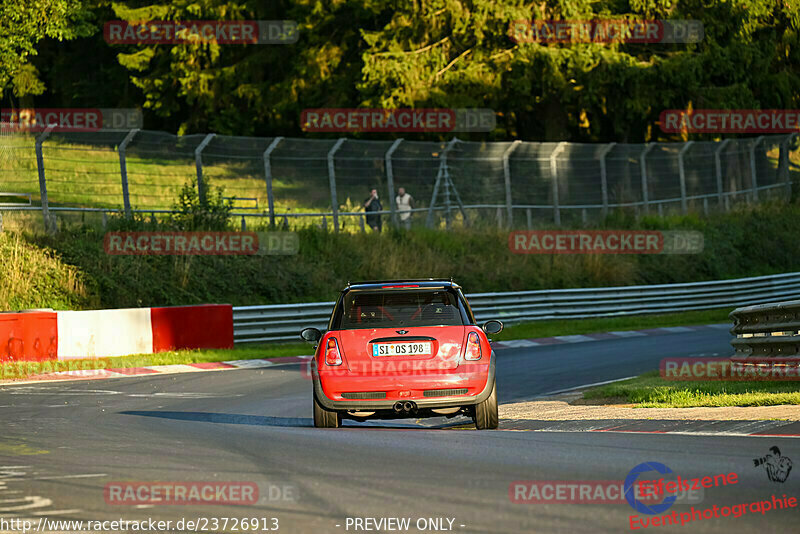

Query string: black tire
[313,392,341,428]
[473,379,498,430]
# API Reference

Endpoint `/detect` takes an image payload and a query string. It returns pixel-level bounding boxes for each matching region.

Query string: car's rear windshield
[333,289,465,329]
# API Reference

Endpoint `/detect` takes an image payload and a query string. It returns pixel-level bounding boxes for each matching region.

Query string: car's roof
[344,278,460,291]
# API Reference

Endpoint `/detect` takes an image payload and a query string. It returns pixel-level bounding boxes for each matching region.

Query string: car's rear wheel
[473,379,498,430]
[313,392,341,428]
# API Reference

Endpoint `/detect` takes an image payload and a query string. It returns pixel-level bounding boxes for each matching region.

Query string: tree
[0,0,95,102]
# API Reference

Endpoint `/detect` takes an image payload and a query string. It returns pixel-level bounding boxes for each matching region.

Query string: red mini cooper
[301,279,503,429]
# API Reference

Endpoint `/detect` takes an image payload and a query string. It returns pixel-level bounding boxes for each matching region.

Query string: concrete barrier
[0,311,58,362]
[1,304,232,362]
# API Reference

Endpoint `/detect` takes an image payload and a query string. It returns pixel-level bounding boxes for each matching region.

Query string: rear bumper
[312,352,495,411]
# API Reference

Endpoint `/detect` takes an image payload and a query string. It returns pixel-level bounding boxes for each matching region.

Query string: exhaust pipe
[393,402,404,413]
[403,401,416,412]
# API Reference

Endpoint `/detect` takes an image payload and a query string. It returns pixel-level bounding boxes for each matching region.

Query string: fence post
[35,124,55,232]
[327,138,346,232]
[526,208,532,229]
[749,135,764,202]
[714,138,731,209]
[502,140,522,227]
[780,133,797,199]
[549,141,567,225]
[118,128,139,219]
[678,141,693,215]
[195,133,216,203]
[385,139,403,227]
[599,142,616,217]
[639,143,655,214]
[263,136,283,227]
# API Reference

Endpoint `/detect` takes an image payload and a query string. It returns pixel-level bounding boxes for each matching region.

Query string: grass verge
[583,370,800,407]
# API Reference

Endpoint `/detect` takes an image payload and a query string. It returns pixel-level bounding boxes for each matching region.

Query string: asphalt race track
[1,328,797,533]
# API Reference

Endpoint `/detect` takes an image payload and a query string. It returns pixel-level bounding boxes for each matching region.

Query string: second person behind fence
[364,188,382,232]
[395,187,415,230]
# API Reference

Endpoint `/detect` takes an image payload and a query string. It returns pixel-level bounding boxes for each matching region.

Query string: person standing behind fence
[395,187,415,230]
[364,188,382,232]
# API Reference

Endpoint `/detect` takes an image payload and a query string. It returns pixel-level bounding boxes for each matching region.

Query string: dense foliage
[3,0,798,141]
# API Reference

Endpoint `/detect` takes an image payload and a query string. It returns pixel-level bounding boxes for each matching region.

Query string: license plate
[373,342,432,357]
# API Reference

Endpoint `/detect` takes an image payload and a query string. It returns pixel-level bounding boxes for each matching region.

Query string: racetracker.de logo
[509,480,703,505]
[300,108,496,132]
[103,232,298,256]
[509,231,703,255]
[509,20,703,44]
[104,482,258,505]
[661,358,800,381]
[104,20,298,44]
[660,110,800,133]
[0,108,143,132]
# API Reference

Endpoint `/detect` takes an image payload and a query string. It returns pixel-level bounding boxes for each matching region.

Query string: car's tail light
[465,331,482,361]
[324,338,342,366]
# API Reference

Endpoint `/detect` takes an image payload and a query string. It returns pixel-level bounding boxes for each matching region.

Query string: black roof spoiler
[344,278,458,290]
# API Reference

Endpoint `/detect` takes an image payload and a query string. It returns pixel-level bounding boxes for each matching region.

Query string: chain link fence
[0,124,797,233]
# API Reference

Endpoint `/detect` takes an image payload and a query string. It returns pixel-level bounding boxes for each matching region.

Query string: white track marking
[553,335,596,343]
[0,496,52,511]
[127,392,244,398]
[224,359,275,368]
[33,474,106,480]
[607,330,647,337]
[6,388,122,396]
[539,376,638,396]
[496,339,540,348]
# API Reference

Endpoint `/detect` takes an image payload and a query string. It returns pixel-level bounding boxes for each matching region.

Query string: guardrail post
[327,138,346,232]
[502,140,522,227]
[195,133,216,203]
[35,124,55,232]
[549,141,567,225]
[714,139,731,209]
[780,133,797,199]
[599,142,616,218]
[385,139,403,227]
[640,143,655,214]
[749,135,764,202]
[118,128,139,219]
[263,136,283,227]
[678,141,693,215]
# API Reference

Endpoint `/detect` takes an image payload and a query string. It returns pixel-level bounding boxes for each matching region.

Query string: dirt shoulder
[500,391,800,421]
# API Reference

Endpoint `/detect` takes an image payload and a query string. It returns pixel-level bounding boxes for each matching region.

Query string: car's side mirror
[300,327,322,342]
[482,320,503,335]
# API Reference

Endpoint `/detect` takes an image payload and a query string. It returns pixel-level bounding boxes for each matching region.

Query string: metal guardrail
[730,300,800,357]
[233,272,800,343]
